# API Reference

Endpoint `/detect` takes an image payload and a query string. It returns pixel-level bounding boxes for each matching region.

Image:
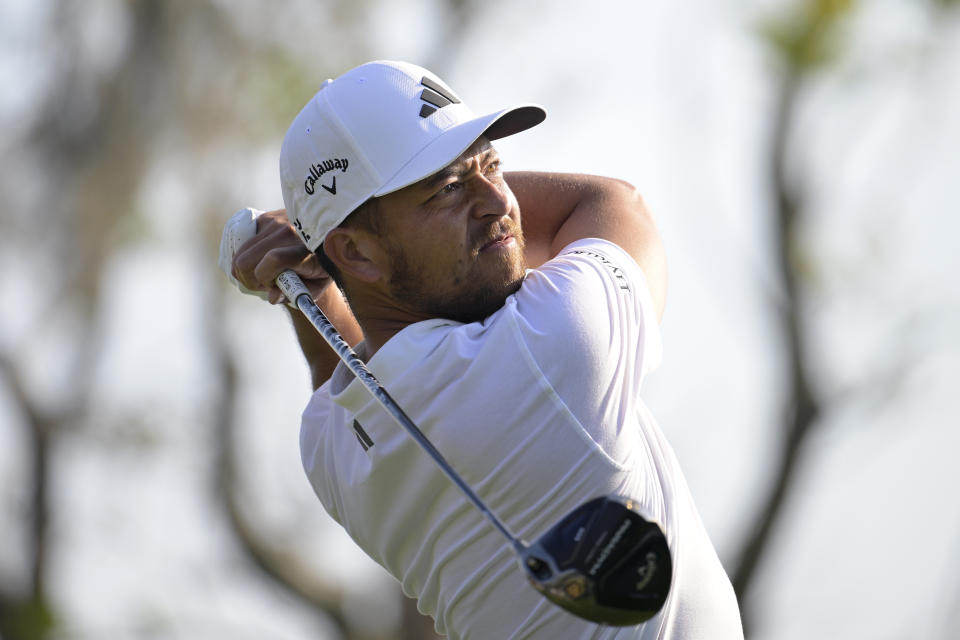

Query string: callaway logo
[635,552,658,591]
[418,76,461,118]
[304,158,349,195]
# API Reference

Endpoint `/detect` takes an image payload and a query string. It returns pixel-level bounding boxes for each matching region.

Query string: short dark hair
[314,197,381,291]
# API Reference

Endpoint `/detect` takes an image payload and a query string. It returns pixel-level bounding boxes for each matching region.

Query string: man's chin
[435,275,524,324]
[388,251,526,324]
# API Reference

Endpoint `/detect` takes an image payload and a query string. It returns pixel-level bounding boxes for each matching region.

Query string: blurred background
[1,0,958,638]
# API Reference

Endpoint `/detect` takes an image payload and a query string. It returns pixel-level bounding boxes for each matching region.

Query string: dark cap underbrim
[483,105,547,140]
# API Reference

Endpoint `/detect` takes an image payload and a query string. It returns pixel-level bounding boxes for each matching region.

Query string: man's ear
[323,229,385,283]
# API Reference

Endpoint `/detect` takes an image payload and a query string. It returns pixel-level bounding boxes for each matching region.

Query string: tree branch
[0,354,57,640]
[0,354,52,604]
[730,71,822,628]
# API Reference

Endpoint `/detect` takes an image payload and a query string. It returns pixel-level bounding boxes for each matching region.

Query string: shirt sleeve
[509,238,663,459]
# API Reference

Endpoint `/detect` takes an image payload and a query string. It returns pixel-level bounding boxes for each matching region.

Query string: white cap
[279,60,546,252]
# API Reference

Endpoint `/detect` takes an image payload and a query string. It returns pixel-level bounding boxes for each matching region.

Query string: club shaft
[280,272,526,554]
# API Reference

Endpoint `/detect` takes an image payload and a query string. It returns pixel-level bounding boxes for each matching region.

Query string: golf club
[276,270,672,626]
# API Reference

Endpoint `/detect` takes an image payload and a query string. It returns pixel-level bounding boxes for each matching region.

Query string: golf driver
[276,270,672,626]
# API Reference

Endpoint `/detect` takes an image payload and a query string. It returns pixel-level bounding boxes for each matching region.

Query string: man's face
[374,139,526,324]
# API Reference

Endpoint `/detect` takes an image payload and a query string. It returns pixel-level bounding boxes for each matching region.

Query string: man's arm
[231,209,363,389]
[285,288,362,390]
[506,172,668,321]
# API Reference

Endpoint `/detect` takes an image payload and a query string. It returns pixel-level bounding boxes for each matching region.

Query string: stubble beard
[387,226,528,324]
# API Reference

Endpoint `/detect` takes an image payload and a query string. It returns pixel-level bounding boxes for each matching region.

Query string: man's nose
[468,174,510,219]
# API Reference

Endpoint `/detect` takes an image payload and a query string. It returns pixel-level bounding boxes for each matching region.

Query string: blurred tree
[0,1,366,639]
[730,0,959,634]
[728,0,856,616]
[0,0,483,638]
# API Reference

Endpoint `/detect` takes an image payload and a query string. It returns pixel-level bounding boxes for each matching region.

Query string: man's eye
[439,182,460,195]
[484,160,501,174]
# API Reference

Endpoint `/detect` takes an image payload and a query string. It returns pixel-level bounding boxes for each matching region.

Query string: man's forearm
[506,171,582,267]
[506,171,667,320]
[507,171,638,265]
[287,285,363,391]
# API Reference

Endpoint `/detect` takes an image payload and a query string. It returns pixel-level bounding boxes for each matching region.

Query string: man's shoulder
[513,238,648,323]
[527,238,643,289]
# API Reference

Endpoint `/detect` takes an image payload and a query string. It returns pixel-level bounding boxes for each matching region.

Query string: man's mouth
[479,233,515,253]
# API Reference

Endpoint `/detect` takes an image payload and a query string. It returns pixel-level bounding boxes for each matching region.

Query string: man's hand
[230,209,334,305]
[221,207,363,389]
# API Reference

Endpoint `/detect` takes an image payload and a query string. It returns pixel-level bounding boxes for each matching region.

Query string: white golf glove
[218,207,270,302]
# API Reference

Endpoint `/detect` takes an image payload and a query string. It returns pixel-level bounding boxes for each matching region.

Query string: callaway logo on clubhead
[521,495,672,626]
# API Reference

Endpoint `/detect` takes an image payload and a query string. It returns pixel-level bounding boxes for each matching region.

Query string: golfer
[222,60,744,639]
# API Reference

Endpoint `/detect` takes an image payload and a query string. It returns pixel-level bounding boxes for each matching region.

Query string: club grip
[276,270,311,304]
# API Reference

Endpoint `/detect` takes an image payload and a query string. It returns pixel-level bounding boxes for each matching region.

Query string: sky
[2,0,959,638]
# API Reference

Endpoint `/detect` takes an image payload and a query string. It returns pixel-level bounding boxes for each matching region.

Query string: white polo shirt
[300,238,743,639]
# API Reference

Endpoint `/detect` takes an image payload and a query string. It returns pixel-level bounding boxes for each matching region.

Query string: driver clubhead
[519,495,672,626]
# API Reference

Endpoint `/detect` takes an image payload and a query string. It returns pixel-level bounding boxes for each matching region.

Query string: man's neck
[348,290,432,358]
[359,321,412,357]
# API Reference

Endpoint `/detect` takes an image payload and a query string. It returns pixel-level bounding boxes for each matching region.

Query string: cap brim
[375,104,546,197]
